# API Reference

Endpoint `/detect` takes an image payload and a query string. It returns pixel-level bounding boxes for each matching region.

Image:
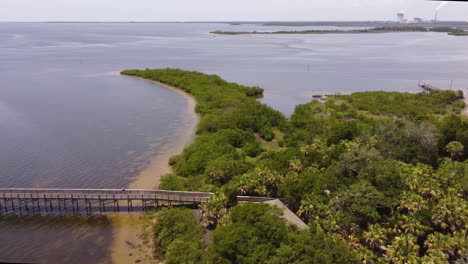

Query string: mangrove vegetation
[121,69,468,264]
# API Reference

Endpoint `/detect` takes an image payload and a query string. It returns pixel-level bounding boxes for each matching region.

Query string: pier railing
[0,188,213,214]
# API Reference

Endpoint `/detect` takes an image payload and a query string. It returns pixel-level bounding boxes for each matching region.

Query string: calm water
[0,22,468,263]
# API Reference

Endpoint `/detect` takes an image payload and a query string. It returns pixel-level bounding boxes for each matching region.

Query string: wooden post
[84,196,88,214]
[98,195,102,212]
[23,195,29,213]
[113,195,119,212]
[3,194,7,213]
[43,195,48,213]
[2,196,7,213]
[74,195,77,214]
[18,194,22,214]
[71,194,75,214]
[63,195,67,212]
[27,199,30,213]
[34,194,40,212]
[57,194,62,214]
[11,196,15,212]
[86,199,90,213]
[31,194,35,214]
[127,195,132,212]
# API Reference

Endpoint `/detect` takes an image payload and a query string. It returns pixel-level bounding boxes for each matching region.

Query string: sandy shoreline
[110,76,199,264]
[127,77,199,189]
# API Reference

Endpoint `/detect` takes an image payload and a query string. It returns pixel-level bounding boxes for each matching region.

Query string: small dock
[0,188,212,214]
[418,81,441,92]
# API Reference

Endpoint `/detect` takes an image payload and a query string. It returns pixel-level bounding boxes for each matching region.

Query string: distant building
[414,17,423,23]
[397,13,406,23]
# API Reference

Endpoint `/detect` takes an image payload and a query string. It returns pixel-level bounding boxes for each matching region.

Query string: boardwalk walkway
[0,188,308,229]
[0,188,212,214]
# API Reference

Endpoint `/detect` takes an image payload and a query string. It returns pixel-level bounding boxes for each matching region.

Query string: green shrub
[153,208,203,254]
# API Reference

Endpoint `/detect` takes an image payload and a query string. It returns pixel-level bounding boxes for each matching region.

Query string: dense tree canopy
[122,69,468,264]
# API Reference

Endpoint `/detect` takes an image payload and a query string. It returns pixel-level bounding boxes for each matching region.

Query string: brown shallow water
[0,214,114,263]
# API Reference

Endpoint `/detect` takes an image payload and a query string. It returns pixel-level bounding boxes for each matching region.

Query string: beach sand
[110,77,199,264]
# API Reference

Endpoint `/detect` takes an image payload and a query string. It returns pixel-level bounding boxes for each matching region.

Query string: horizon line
[1,20,468,23]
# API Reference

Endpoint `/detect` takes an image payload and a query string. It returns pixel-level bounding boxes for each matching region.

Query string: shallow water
[0,22,468,263]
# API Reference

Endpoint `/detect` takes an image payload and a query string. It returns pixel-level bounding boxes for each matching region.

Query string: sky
[1,0,468,22]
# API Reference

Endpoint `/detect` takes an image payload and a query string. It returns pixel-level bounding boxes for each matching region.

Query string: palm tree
[200,192,228,229]
[446,141,464,161]
[298,194,323,222]
[385,235,420,264]
[397,191,427,213]
[302,138,326,155]
[432,188,468,232]
[424,231,468,262]
[420,178,442,202]
[425,232,453,260]
[288,158,303,173]
[393,214,430,237]
[422,251,449,264]
[363,224,388,250]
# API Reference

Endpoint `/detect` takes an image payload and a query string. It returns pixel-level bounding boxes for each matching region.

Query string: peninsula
[121,69,468,264]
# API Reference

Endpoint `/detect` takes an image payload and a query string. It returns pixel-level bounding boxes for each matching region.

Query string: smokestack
[434,1,448,23]
[397,13,405,23]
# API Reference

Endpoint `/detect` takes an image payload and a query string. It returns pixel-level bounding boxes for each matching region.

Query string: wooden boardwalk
[0,188,212,214]
[0,188,310,228]
[418,81,441,92]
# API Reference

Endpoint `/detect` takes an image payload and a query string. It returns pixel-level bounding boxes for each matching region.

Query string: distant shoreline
[211,26,468,36]
[1,20,467,25]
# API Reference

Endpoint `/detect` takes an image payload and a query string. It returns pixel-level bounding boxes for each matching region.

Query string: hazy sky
[2,0,468,22]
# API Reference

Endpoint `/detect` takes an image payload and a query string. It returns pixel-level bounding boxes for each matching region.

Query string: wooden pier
[418,81,441,92]
[0,188,310,227]
[0,188,212,215]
